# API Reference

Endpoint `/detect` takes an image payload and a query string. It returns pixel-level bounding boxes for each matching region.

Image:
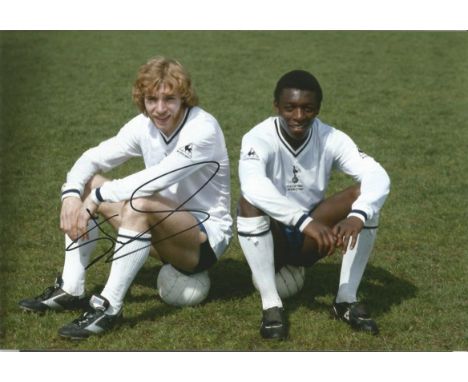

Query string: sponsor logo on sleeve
[242,147,260,160]
[177,143,193,159]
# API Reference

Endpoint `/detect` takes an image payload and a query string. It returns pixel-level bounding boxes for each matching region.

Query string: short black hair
[274,70,323,105]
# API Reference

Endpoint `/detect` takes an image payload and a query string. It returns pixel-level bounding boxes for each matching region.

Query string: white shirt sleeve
[63,119,142,196]
[239,134,309,227]
[98,123,216,203]
[330,129,391,221]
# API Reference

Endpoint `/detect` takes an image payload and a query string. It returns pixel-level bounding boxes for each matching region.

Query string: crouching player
[19,57,232,339]
[237,70,390,340]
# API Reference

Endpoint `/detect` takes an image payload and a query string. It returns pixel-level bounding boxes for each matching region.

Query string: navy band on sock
[237,228,271,237]
[118,233,152,242]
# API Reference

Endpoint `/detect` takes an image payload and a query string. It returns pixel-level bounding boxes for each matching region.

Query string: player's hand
[76,196,99,241]
[333,216,364,253]
[302,220,337,257]
[60,197,83,241]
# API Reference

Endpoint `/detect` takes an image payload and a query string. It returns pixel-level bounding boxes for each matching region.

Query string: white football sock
[237,216,282,310]
[62,219,99,296]
[336,214,379,304]
[101,228,152,315]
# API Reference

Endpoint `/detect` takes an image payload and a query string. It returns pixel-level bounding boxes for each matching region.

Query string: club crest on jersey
[243,147,260,160]
[177,143,193,159]
[287,165,304,191]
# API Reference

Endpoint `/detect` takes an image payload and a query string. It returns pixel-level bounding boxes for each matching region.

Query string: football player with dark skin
[240,88,364,259]
[237,70,390,340]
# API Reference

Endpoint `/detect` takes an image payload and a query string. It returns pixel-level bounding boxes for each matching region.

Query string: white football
[252,265,306,299]
[157,264,210,307]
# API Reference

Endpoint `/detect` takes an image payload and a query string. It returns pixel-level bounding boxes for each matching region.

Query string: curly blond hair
[132,57,199,115]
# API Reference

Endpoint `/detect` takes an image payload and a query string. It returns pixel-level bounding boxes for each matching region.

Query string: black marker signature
[66,160,220,269]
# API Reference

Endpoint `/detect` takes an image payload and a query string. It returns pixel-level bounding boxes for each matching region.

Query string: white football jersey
[239,117,390,228]
[63,106,232,257]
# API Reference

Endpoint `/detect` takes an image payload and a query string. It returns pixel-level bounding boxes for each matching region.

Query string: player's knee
[121,198,152,221]
[349,184,361,201]
[238,196,264,217]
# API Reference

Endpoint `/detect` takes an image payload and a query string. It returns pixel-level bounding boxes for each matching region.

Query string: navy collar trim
[274,118,312,157]
[158,107,191,145]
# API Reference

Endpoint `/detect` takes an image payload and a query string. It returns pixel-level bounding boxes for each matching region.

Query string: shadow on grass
[122,258,254,327]
[132,257,254,301]
[286,262,418,317]
[121,258,417,328]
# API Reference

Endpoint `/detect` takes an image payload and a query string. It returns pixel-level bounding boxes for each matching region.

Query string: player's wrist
[295,214,313,232]
[61,183,82,201]
[347,209,367,223]
[90,187,104,205]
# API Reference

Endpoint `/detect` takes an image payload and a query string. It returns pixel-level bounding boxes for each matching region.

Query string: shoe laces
[74,309,103,327]
[36,285,60,300]
[35,274,63,300]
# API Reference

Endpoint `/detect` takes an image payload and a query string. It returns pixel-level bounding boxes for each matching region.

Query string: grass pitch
[1,31,467,351]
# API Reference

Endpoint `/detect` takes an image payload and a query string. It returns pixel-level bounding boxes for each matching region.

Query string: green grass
[1,31,467,351]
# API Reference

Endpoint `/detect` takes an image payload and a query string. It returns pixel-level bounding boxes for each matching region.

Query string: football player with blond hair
[19,57,232,339]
